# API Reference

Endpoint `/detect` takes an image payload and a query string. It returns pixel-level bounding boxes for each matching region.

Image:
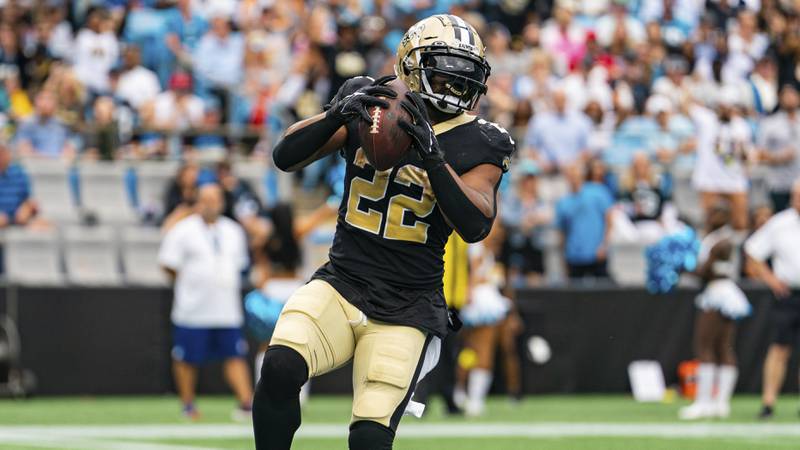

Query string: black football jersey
[312,114,515,337]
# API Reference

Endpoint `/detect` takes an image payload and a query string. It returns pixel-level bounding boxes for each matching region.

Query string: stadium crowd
[0,0,796,288]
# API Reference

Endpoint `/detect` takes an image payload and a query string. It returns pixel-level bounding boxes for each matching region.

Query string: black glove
[398,91,445,168]
[324,76,375,111]
[325,76,398,125]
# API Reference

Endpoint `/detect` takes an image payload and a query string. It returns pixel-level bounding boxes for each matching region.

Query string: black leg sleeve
[253,346,309,450]
[349,420,395,450]
[272,115,343,172]
[424,160,497,243]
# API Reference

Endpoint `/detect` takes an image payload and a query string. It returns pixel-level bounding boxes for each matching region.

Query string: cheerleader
[245,202,337,404]
[679,201,751,420]
[455,224,513,417]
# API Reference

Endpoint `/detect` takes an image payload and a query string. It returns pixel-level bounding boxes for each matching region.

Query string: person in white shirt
[72,7,119,93]
[757,85,800,212]
[159,183,253,420]
[141,72,205,132]
[690,89,753,230]
[745,179,800,419]
[115,45,161,109]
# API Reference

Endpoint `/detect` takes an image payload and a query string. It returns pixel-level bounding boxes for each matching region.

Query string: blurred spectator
[724,10,769,85]
[748,57,779,114]
[141,72,205,132]
[187,103,227,155]
[162,162,200,230]
[115,45,161,110]
[73,7,119,94]
[584,99,614,156]
[26,13,60,93]
[319,18,369,102]
[757,84,800,212]
[556,161,614,279]
[0,143,45,229]
[0,23,27,88]
[690,89,753,230]
[42,6,73,61]
[771,7,800,89]
[594,0,646,50]
[165,0,209,76]
[158,183,252,420]
[1,69,33,121]
[651,56,691,108]
[638,0,700,47]
[84,96,120,161]
[216,160,262,221]
[523,89,592,173]
[515,50,558,114]
[587,157,618,196]
[500,161,553,286]
[540,3,586,76]
[14,90,74,158]
[611,152,681,244]
[644,95,696,165]
[193,13,244,119]
[42,63,86,127]
[486,23,524,76]
[215,160,270,251]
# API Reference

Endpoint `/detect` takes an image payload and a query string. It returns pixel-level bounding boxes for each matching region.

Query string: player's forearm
[272,113,343,172]
[425,162,495,243]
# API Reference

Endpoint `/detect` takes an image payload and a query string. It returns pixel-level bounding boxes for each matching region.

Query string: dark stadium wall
[2,286,796,396]
[513,287,792,394]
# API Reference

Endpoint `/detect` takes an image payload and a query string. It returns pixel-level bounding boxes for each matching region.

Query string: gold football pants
[270,279,430,428]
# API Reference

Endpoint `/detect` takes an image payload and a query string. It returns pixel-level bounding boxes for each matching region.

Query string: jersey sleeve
[452,118,515,174]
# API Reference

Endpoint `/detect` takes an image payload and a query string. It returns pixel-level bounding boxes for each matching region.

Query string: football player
[254,14,515,450]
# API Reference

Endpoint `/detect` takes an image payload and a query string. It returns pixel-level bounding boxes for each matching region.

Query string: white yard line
[2,422,800,443]
[0,431,220,450]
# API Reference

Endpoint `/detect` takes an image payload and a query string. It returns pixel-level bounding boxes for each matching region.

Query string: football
[358,78,413,171]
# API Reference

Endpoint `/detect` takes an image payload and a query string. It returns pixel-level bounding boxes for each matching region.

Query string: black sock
[252,346,308,450]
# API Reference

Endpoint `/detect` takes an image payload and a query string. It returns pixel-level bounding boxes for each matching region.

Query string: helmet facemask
[406,47,489,114]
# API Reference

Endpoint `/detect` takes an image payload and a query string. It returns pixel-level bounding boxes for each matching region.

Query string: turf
[1,395,799,449]
[150,437,800,450]
[2,394,799,425]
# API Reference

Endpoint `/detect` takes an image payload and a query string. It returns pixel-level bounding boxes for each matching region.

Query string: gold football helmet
[395,14,491,114]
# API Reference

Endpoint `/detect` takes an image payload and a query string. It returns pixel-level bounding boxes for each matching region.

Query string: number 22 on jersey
[345,148,436,244]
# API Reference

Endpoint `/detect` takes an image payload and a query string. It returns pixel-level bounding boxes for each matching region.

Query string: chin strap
[419,69,469,114]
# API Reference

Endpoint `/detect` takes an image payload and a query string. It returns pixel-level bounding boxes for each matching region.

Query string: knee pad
[257,345,308,401]
[349,420,395,450]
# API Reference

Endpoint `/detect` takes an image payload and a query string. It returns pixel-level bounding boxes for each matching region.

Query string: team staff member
[254,14,514,450]
[158,183,253,420]
[745,179,800,419]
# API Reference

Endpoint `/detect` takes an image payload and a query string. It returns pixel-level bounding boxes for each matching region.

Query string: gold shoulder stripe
[433,113,476,136]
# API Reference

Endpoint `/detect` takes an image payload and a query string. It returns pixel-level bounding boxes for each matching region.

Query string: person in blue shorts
[158,183,253,420]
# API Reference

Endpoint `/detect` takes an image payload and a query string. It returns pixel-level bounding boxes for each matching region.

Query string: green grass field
[1,395,799,449]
